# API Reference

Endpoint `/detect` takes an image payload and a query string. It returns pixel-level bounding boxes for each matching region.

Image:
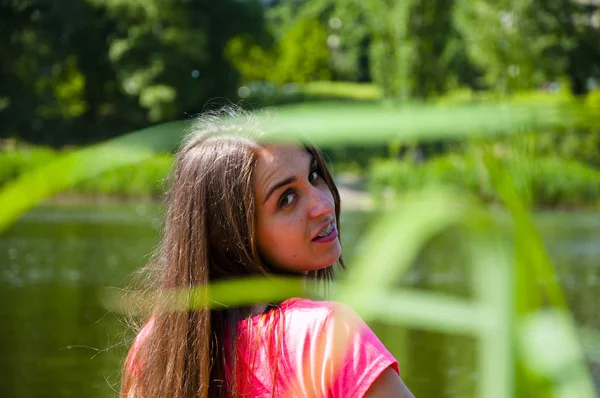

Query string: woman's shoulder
[241,297,360,336]
[245,298,400,397]
[247,297,370,342]
[271,297,358,325]
[125,317,156,376]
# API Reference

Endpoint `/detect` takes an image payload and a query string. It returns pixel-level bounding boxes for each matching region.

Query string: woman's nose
[307,187,334,219]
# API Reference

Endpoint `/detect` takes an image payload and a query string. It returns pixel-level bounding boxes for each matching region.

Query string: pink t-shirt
[128,298,399,397]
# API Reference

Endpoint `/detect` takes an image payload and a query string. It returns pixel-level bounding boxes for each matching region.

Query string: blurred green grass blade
[0,101,569,234]
[481,147,568,312]
[469,229,515,398]
[108,120,190,153]
[102,275,306,314]
[264,100,569,146]
[0,120,188,234]
[338,188,480,294]
[518,311,596,397]
[189,275,306,309]
[0,145,150,233]
[480,147,595,397]
[333,288,494,336]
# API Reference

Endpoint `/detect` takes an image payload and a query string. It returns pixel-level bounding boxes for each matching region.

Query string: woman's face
[253,145,341,273]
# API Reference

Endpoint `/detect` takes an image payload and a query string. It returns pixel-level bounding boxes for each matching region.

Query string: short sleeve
[125,318,155,377]
[294,302,399,398]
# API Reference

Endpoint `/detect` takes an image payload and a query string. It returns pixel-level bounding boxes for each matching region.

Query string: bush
[226,18,331,85]
[237,81,305,107]
[236,81,380,107]
[369,153,600,208]
[0,147,174,199]
[72,154,173,198]
[300,81,381,101]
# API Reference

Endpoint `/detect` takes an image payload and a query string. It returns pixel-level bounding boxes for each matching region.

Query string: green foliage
[97,0,266,119]
[369,152,600,208]
[300,81,381,100]
[265,0,372,82]
[0,120,187,231]
[455,0,551,91]
[319,1,371,81]
[276,18,331,83]
[489,91,600,167]
[225,36,277,84]
[3,0,600,148]
[0,0,121,145]
[236,81,380,106]
[1,101,598,396]
[454,0,600,94]
[363,0,481,99]
[72,154,173,197]
[269,0,482,98]
[1,0,599,395]
[227,18,330,84]
[0,148,174,199]
[1,0,267,146]
[365,0,413,99]
[265,0,600,100]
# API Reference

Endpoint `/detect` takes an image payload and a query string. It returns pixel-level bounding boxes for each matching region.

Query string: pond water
[0,202,598,397]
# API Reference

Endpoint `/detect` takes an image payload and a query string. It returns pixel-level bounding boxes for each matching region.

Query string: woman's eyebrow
[263,176,297,204]
[262,154,316,204]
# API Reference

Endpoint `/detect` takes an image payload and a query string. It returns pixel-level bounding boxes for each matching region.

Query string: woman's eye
[309,169,320,183]
[279,191,296,208]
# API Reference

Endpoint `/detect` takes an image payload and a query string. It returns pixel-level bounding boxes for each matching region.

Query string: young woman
[120,109,414,398]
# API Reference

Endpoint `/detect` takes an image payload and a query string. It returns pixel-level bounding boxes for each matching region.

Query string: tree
[0,0,132,146]
[547,0,600,96]
[263,0,370,82]
[264,0,481,100]
[408,0,483,97]
[454,0,600,95]
[0,0,268,146]
[95,0,267,120]
[226,18,330,85]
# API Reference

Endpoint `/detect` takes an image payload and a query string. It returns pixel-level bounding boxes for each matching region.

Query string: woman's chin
[327,242,342,265]
[316,251,342,271]
[271,247,342,274]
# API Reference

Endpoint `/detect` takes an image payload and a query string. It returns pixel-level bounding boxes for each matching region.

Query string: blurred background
[1,0,599,397]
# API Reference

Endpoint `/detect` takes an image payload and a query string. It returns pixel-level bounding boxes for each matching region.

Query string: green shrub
[226,18,330,85]
[72,154,173,197]
[369,153,600,208]
[300,81,381,101]
[237,81,380,106]
[0,147,174,199]
[527,157,600,207]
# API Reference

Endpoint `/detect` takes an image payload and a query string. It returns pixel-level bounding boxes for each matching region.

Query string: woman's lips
[312,224,338,243]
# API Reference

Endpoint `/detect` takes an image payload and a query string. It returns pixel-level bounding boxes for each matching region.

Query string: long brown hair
[120,108,344,398]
